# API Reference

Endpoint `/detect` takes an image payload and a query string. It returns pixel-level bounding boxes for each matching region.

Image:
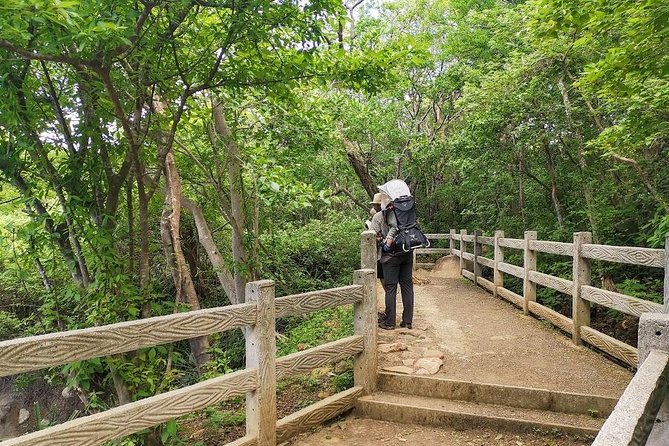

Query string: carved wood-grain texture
[580,326,638,367]
[581,244,664,268]
[245,281,277,446]
[462,269,475,281]
[225,435,257,446]
[477,256,494,268]
[415,248,450,255]
[498,238,524,250]
[425,234,451,240]
[476,276,495,292]
[275,285,362,319]
[572,232,592,346]
[493,230,505,298]
[276,336,364,381]
[478,236,494,245]
[353,269,377,394]
[581,286,663,317]
[497,261,524,279]
[497,287,524,308]
[523,231,538,315]
[0,303,257,377]
[3,369,257,446]
[528,301,574,334]
[528,271,574,295]
[361,231,377,270]
[530,241,574,257]
[461,252,475,262]
[275,386,364,443]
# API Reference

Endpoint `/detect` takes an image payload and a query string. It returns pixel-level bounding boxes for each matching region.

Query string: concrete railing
[418,230,669,368]
[593,313,669,445]
[0,232,379,446]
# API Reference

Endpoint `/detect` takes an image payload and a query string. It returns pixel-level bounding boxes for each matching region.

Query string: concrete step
[356,391,603,438]
[378,372,618,417]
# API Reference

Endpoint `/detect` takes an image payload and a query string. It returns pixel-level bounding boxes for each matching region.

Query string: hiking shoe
[400,321,412,329]
[378,323,395,330]
[377,312,387,323]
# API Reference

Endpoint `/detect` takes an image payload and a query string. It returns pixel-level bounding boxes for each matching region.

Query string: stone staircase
[355,373,618,438]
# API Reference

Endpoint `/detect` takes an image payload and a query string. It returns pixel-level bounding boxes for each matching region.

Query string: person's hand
[382,243,390,253]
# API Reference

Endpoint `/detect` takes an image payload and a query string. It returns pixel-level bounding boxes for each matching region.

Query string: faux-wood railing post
[245,280,277,445]
[572,232,592,345]
[664,233,669,313]
[474,230,482,286]
[361,230,376,271]
[353,269,377,393]
[449,229,456,254]
[493,230,504,299]
[523,231,537,315]
[460,229,467,275]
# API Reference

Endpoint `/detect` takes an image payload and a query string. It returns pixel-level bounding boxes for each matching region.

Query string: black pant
[380,253,414,326]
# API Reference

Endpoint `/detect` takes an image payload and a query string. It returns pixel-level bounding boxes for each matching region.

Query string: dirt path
[376,256,633,396]
[285,418,592,446]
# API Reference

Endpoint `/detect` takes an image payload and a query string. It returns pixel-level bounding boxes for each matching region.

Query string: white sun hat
[378,179,410,200]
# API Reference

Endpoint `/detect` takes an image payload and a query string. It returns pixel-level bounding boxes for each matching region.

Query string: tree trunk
[343,138,376,199]
[182,197,237,303]
[161,151,210,371]
[558,76,598,240]
[211,100,249,304]
[134,157,152,318]
[542,141,564,229]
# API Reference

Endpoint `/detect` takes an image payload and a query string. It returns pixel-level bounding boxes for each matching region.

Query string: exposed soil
[285,417,593,446]
[376,256,633,396]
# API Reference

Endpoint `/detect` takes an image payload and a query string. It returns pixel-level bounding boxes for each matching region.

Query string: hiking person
[377,180,425,330]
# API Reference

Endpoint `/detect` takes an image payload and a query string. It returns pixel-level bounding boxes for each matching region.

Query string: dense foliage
[0,0,666,443]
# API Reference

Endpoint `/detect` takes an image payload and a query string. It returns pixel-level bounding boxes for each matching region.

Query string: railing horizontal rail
[452,234,461,241]
[0,302,257,377]
[452,248,461,257]
[461,234,475,242]
[581,326,638,367]
[477,256,494,268]
[497,287,524,308]
[581,286,664,317]
[528,271,573,295]
[497,261,524,279]
[275,285,362,319]
[527,301,573,334]
[478,236,494,245]
[529,240,574,257]
[462,270,475,281]
[425,234,450,240]
[461,252,475,262]
[276,336,363,381]
[276,386,364,443]
[415,248,449,255]
[227,386,365,446]
[498,237,524,249]
[3,369,257,446]
[476,276,495,292]
[581,244,664,268]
